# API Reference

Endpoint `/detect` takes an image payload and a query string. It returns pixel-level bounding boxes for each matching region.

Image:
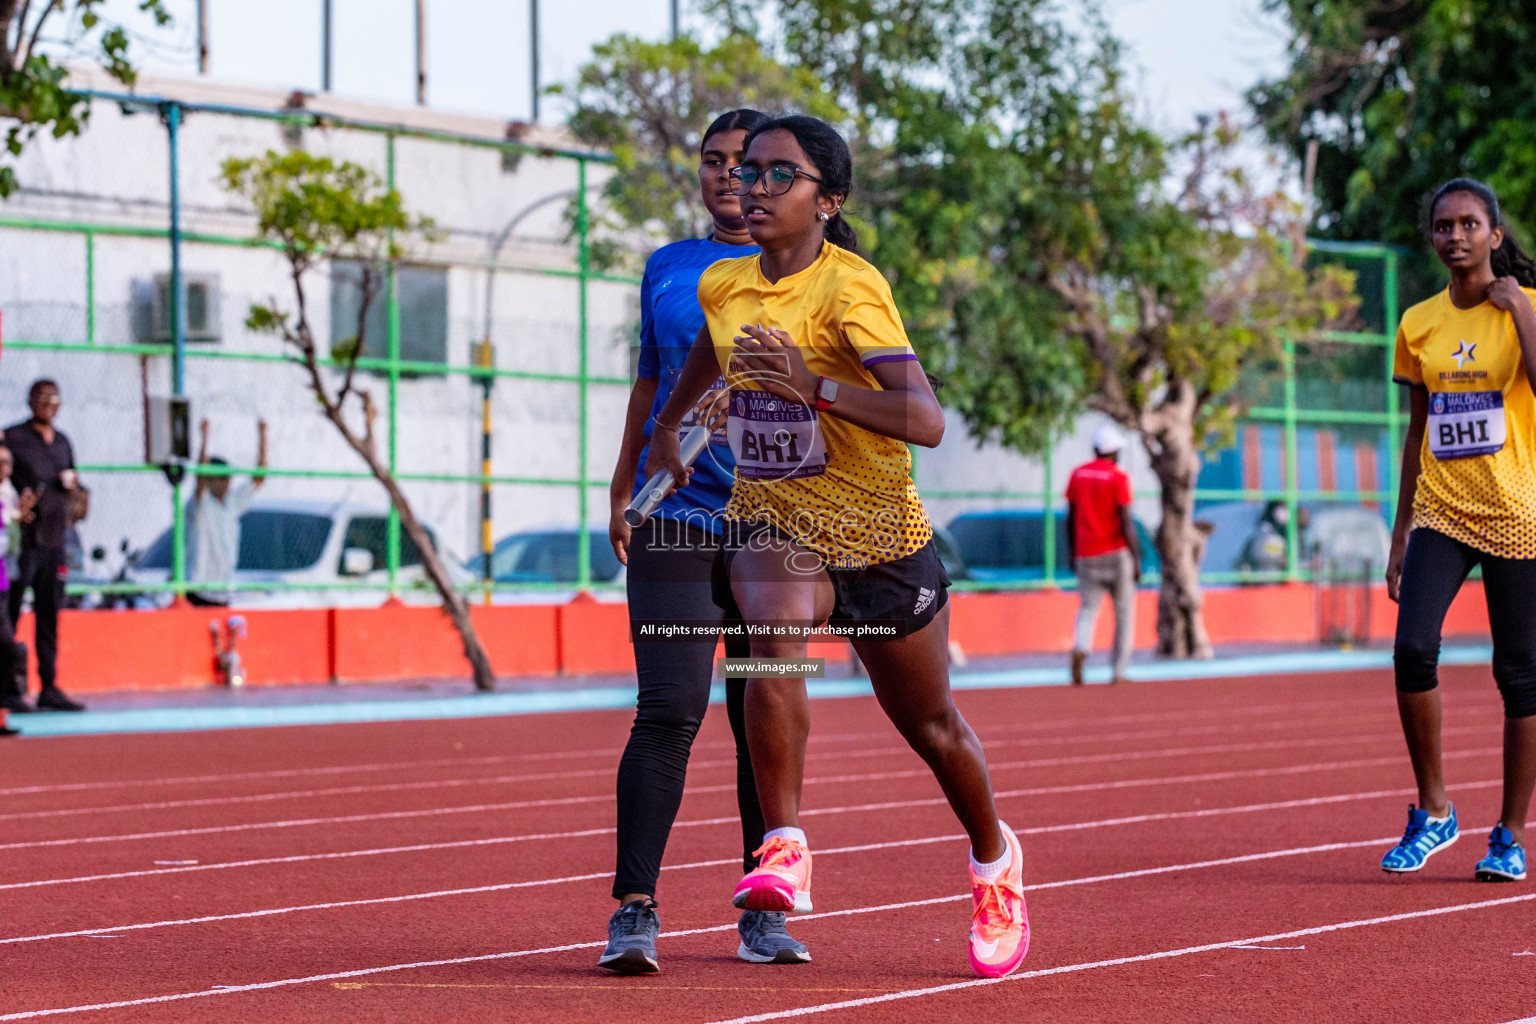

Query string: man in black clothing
[4,380,86,712]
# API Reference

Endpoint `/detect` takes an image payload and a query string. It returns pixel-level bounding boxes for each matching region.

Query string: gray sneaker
[737,909,811,964]
[598,898,660,973]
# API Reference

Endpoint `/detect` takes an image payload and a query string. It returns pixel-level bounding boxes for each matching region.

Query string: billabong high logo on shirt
[1452,340,1476,370]
[914,587,936,615]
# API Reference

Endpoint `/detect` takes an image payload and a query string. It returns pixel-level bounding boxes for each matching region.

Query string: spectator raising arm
[195,418,212,501]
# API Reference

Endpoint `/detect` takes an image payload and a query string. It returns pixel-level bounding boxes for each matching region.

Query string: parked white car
[122,499,467,608]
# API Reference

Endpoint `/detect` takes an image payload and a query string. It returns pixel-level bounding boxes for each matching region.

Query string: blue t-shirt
[634,237,758,525]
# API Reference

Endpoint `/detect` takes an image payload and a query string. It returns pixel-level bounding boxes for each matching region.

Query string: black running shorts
[713,520,951,639]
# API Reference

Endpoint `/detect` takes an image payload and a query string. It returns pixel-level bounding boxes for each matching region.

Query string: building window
[329,260,448,372]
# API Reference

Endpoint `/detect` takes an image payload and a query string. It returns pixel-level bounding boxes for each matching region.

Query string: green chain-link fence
[0,92,1433,604]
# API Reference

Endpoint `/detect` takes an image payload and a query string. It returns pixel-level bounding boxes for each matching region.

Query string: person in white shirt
[188,418,266,606]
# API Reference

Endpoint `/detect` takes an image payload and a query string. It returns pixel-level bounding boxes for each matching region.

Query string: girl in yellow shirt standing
[646,115,1028,978]
[1381,178,1536,882]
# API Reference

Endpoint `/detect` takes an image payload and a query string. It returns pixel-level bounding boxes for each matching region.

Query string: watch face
[820,378,839,402]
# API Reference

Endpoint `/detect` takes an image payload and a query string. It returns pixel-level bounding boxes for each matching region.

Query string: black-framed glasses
[728,164,823,197]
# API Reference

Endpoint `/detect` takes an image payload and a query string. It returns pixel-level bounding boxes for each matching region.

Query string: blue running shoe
[1381,804,1458,873]
[1475,825,1527,882]
[598,898,660,973]
[737,909,811,964]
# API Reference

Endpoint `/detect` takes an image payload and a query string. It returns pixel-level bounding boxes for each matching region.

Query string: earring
[818,212,829,222]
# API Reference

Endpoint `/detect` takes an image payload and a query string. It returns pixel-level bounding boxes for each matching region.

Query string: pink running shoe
[733,835,814,913]
[968,822,1029,978]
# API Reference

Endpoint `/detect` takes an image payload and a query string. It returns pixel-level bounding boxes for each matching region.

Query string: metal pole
[1043,442,1055,586]
[477,340,495,604]
[670,0,679,39]
[167,101,187,593]
[529,0,540,122]
[84,230,95,344]
[414,0,427,105]
[1282,336,1300,581]
[322,0,333,92]
[385,134,401,598]
[196,0,209,74]
[576,158,590,588]
[1384,250,1402,511]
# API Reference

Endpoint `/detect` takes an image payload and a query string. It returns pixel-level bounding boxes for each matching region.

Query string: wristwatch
[814,376,839,412]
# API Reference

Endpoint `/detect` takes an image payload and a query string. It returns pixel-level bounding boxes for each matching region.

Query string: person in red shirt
[1064,424,1143,684]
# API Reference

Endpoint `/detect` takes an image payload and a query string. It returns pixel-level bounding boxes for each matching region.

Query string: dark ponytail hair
[742,114,860,255]
[1427,178,1536,287]
[700,108,769,152]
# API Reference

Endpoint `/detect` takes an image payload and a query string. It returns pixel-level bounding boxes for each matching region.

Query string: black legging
[1395,527,1536,717]
[612,515,760,900]
[8,547,62,693]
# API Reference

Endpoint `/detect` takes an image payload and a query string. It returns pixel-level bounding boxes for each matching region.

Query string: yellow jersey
[1393,286,1536,559]
[697,243,933,568]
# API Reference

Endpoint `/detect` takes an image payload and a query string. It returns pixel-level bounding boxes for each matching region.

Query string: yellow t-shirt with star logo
[697,243,933,568]
[1392,286,1536,559]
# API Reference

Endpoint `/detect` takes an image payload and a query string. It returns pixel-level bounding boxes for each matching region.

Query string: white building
[0,69,1157,590]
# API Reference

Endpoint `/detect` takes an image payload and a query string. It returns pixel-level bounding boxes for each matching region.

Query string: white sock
[764,826,807,847]
[971,822,1012,879]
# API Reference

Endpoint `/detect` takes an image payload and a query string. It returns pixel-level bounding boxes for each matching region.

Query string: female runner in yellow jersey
[1380,178,1536,883]
[645,114,1028,978]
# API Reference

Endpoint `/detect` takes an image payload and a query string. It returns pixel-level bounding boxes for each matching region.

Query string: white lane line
[804,725,1489,790]
[700,891,1536,1024]
[0,794,637,853]
[0,775,1420,893]
[2,805,1427,947]
[0,745,1500,858]
[0,748,628,798]
[0,834,968,947]
[0,776,1491,933]
[4,689,1496,799]
[4,724,1486,831]
[0,834,1440,1017]
[810,747,1501,818]
[0,712,1440,822]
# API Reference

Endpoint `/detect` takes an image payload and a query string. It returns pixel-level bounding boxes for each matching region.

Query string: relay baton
[624,422,713,528]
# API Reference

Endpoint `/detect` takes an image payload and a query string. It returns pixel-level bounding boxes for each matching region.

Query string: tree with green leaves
[1250,0,1536,245]
[221,151,495,692]
[554,32,842,267]
[1,0,170,198]
[572,0,1355,656]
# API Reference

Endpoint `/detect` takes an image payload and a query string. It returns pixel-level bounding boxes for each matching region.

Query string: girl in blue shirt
[598,109,808,972]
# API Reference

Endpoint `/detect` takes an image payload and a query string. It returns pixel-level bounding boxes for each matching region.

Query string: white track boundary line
[4,690,1493,799]
[0,833,1460,1019]
[1,724,1487,829]
[0,746,1500,857]
[8,778,1464,946]
[0,773,1465,894]
[0,710,1431,822]
[0,748,627,799]
[700,890,1536,1024]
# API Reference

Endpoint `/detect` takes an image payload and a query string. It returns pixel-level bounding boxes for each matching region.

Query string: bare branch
[336,262,380,410]
[1,0,25,72]
[21,0,53,67]
[360,390,377,450]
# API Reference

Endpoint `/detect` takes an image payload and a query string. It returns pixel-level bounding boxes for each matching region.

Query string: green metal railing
[0,94,1413,598]
[2,92,635,599]
[922,239,1411,590]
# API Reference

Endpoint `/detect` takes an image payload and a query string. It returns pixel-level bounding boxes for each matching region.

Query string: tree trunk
[1143,383,1214,660]
[332,412,497,692]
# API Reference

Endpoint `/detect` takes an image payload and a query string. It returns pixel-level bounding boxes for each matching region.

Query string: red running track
[1,665,1532,1024]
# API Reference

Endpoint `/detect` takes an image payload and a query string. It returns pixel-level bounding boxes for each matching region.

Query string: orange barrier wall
[24,582,1491,694]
